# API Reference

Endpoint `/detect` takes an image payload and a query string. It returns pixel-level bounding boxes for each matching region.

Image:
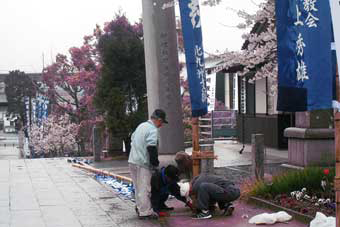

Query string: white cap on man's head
[177,182,190,197]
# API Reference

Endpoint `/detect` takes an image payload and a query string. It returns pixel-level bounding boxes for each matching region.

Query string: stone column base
[284,127,334,167]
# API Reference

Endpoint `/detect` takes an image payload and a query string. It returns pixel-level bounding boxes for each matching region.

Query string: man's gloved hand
[185,201,193,211]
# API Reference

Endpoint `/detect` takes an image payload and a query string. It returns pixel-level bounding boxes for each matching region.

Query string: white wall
[255,78,267,114]
[224,73,230,109]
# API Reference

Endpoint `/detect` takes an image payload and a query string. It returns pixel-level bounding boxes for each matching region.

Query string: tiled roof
[0,73,42,82]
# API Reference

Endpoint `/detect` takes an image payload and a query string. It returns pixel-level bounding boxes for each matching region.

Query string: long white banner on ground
[330,0,340,68]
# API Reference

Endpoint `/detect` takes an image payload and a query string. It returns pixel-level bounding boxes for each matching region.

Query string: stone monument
[142,0,184,154]
[284,110,334,166]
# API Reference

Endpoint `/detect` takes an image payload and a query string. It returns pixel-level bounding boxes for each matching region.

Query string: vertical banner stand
[192,117,200,177]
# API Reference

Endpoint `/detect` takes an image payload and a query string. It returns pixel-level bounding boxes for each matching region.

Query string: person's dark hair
[165,165,179,182]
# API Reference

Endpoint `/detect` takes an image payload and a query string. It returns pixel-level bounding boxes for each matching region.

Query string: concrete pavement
[0,157,163,227]
[0,132,20,160]
[0,146,20,160]
[0,157,307,227]
[0,133,307,227]
[192,140,288,167]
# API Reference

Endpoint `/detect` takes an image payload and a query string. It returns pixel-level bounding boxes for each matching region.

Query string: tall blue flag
[179,0,208,117]
[276,0,333,111]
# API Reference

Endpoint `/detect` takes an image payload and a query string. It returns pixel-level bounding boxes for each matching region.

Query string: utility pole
[141,0,184,154]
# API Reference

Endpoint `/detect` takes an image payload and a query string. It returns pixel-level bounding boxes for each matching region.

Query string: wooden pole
[251,134,265,181]
[335,64,340,227]
[72,163,133,183]
[192,117,200,177]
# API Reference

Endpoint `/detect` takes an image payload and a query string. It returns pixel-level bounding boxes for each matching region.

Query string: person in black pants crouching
[151,165,192,215]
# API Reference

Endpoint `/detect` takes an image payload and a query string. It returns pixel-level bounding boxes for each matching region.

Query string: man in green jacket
[128,109,168,220]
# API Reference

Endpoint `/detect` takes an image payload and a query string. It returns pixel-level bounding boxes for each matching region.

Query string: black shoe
[160,204,174,211]
[223,204,234,216]
[135,206,139,216]
[138,212,159,220]
[208,204,217,213]
[193,211,212,219]
[218,202,226,210]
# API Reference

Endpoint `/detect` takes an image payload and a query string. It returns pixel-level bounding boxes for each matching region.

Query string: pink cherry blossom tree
[30,114,79,157]
[203,0,277,94]
[42,28,102,154]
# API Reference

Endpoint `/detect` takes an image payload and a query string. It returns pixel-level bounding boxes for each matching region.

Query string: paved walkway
[0,146,20,160]
[0,158,307,227]
[190,140,288,167]
[0,158,161,227]
[0,132,20,160]
[0,133,308,227]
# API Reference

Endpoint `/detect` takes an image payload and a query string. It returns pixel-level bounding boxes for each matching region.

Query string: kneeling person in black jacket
[178,174,240,219]
[151,165,191,214]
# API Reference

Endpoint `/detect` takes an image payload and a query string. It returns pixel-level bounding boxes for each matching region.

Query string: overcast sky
[0,0,262,73]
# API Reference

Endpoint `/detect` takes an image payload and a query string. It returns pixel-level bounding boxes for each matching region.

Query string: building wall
[224,74,230,108]
[215,72,225,105]
[255,78,267,114]
[237,113,293,149]
[232,76,294,149]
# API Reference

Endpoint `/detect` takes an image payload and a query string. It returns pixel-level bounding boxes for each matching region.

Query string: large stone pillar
[142,0,184,154]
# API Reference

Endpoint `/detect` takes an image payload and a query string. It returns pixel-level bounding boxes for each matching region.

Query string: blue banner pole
[179,0,208,117]
[179,0,209,177]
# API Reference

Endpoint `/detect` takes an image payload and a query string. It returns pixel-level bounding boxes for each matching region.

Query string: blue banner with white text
[276,0,333,111]
[179,0,208,117]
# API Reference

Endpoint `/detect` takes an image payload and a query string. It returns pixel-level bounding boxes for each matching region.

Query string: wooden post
[200,140,214,174]
[335,113,340,227]
[93,126,102,162]
[251,134,265,181]
[334,64,339,225]
[192,117,200,177]
[191,117,200,212]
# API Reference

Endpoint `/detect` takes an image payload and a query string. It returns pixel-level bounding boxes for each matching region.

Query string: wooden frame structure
[191,117,217,178]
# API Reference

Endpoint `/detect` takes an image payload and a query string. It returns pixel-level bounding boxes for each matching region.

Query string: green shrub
[250,167,335,197]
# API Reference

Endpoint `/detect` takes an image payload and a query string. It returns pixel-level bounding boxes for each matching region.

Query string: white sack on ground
[309,212,335,227]
[248,211,292,225]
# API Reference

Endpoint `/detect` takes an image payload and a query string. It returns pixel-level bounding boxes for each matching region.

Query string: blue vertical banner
[36,97,42,124]
[276,0,333,111]
[34,95,49,126]
[179,0,208,117]
[42,97,49,120]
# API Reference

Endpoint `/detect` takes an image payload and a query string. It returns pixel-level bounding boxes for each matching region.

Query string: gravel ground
[214,163,289,185]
